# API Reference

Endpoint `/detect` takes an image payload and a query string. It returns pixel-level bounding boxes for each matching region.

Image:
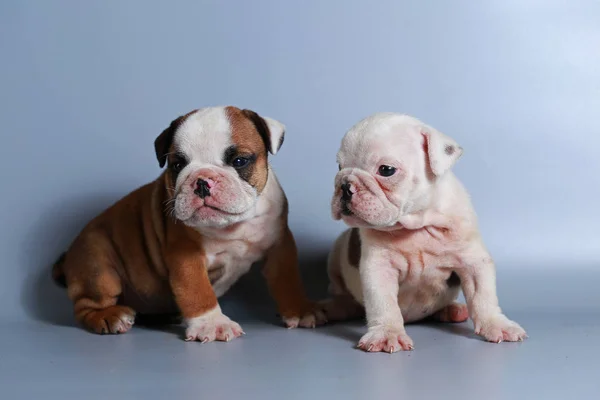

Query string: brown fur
[226,106,269,190]
[261,198,316,319]
[56,173,217,333]
[348,228,361,267]
[241,108,281,154]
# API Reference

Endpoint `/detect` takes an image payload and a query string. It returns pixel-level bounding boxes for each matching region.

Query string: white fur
[171,107,287,228]
[263,116,286,155]
[176,107,233,167]
[328,112,527,352]
[200,169,286,297]
[185,305,244,343]
[172,107,257,227]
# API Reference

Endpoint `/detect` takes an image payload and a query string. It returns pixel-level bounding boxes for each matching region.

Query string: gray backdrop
[2,0,599,321]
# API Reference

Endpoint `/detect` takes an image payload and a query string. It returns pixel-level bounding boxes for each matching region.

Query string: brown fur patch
[262,225,314,319]
[225,106,269,192]
[259,195,323,322]
[241,109,274,153]
[348,228,361,267]
[59,174,218,333]
[165,229,217,319]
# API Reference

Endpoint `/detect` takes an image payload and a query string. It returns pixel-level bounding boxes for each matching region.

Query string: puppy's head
[331,112,462,229]
[154,106,285,228]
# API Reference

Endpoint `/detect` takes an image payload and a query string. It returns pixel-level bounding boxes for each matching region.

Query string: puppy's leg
[430,302,469,323]
[64,238,136,334]
[320,295,364,322]
[262,227,327,329]
[457,247,527,343]
[320,232,364,322]
[167,247,243,343]
[357,246,413,353]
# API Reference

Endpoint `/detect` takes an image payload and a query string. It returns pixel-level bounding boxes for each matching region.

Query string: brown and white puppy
[323,112,527,353]
[52,106,326,342]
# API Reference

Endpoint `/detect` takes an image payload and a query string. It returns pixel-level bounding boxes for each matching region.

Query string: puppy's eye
[171,158,187,173]
[378,165,396,177]
[232,157,250,169]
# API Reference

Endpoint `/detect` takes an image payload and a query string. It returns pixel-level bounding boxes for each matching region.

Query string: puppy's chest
[203,216,280,272]
[382,229,465,281]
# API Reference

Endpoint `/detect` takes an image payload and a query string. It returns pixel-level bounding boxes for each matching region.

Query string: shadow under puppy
[323,112,527,353]
[52,106,326,342]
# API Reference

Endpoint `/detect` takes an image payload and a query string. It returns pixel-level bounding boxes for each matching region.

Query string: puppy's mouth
[198,203,245,216]
[175,199,247,223]
[340,212,376,229]
[340,200,353,216]
[339,200,368,225]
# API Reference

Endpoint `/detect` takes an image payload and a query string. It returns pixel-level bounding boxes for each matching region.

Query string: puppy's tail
[51,252,67,288]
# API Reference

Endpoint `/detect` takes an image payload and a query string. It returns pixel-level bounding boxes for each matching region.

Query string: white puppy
[324,112,527,353]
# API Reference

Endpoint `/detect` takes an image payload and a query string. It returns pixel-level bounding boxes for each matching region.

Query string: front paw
[282,304,328,329]
[475,315,527,343]
[185,309,244,343]
[357,324,414,353]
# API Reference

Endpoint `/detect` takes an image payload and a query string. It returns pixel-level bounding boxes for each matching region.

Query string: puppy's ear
[154,112,194,168]
[154,122,177,168]
[242,109,286,155]
[421,124,463,176]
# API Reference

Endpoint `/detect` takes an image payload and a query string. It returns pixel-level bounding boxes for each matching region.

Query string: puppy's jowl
[324,112,527,353]
[53,106,325,342]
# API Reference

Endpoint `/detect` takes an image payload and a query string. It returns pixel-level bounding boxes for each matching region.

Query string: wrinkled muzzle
[331,169,400,227]
[173,166,257,227]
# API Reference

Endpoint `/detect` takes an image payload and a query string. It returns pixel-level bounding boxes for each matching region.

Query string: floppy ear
[154,112,193,168]
[154,122,177,168]
[421,124,463,176]
[242,109,286,155]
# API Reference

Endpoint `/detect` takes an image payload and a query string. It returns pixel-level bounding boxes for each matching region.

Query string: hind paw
[81,305,136,334]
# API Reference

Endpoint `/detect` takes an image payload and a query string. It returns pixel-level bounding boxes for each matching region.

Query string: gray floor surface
[3,267,600,399]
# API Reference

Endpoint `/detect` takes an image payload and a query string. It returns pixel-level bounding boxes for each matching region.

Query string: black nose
[341,183,353,201]
[194,179,211,198]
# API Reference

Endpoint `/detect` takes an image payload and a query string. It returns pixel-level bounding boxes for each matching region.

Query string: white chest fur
[200,171,285,298]
[339,226,465,322]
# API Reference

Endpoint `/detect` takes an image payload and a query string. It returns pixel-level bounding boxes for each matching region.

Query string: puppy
[52,106,325,342]
[324,112,527,353]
